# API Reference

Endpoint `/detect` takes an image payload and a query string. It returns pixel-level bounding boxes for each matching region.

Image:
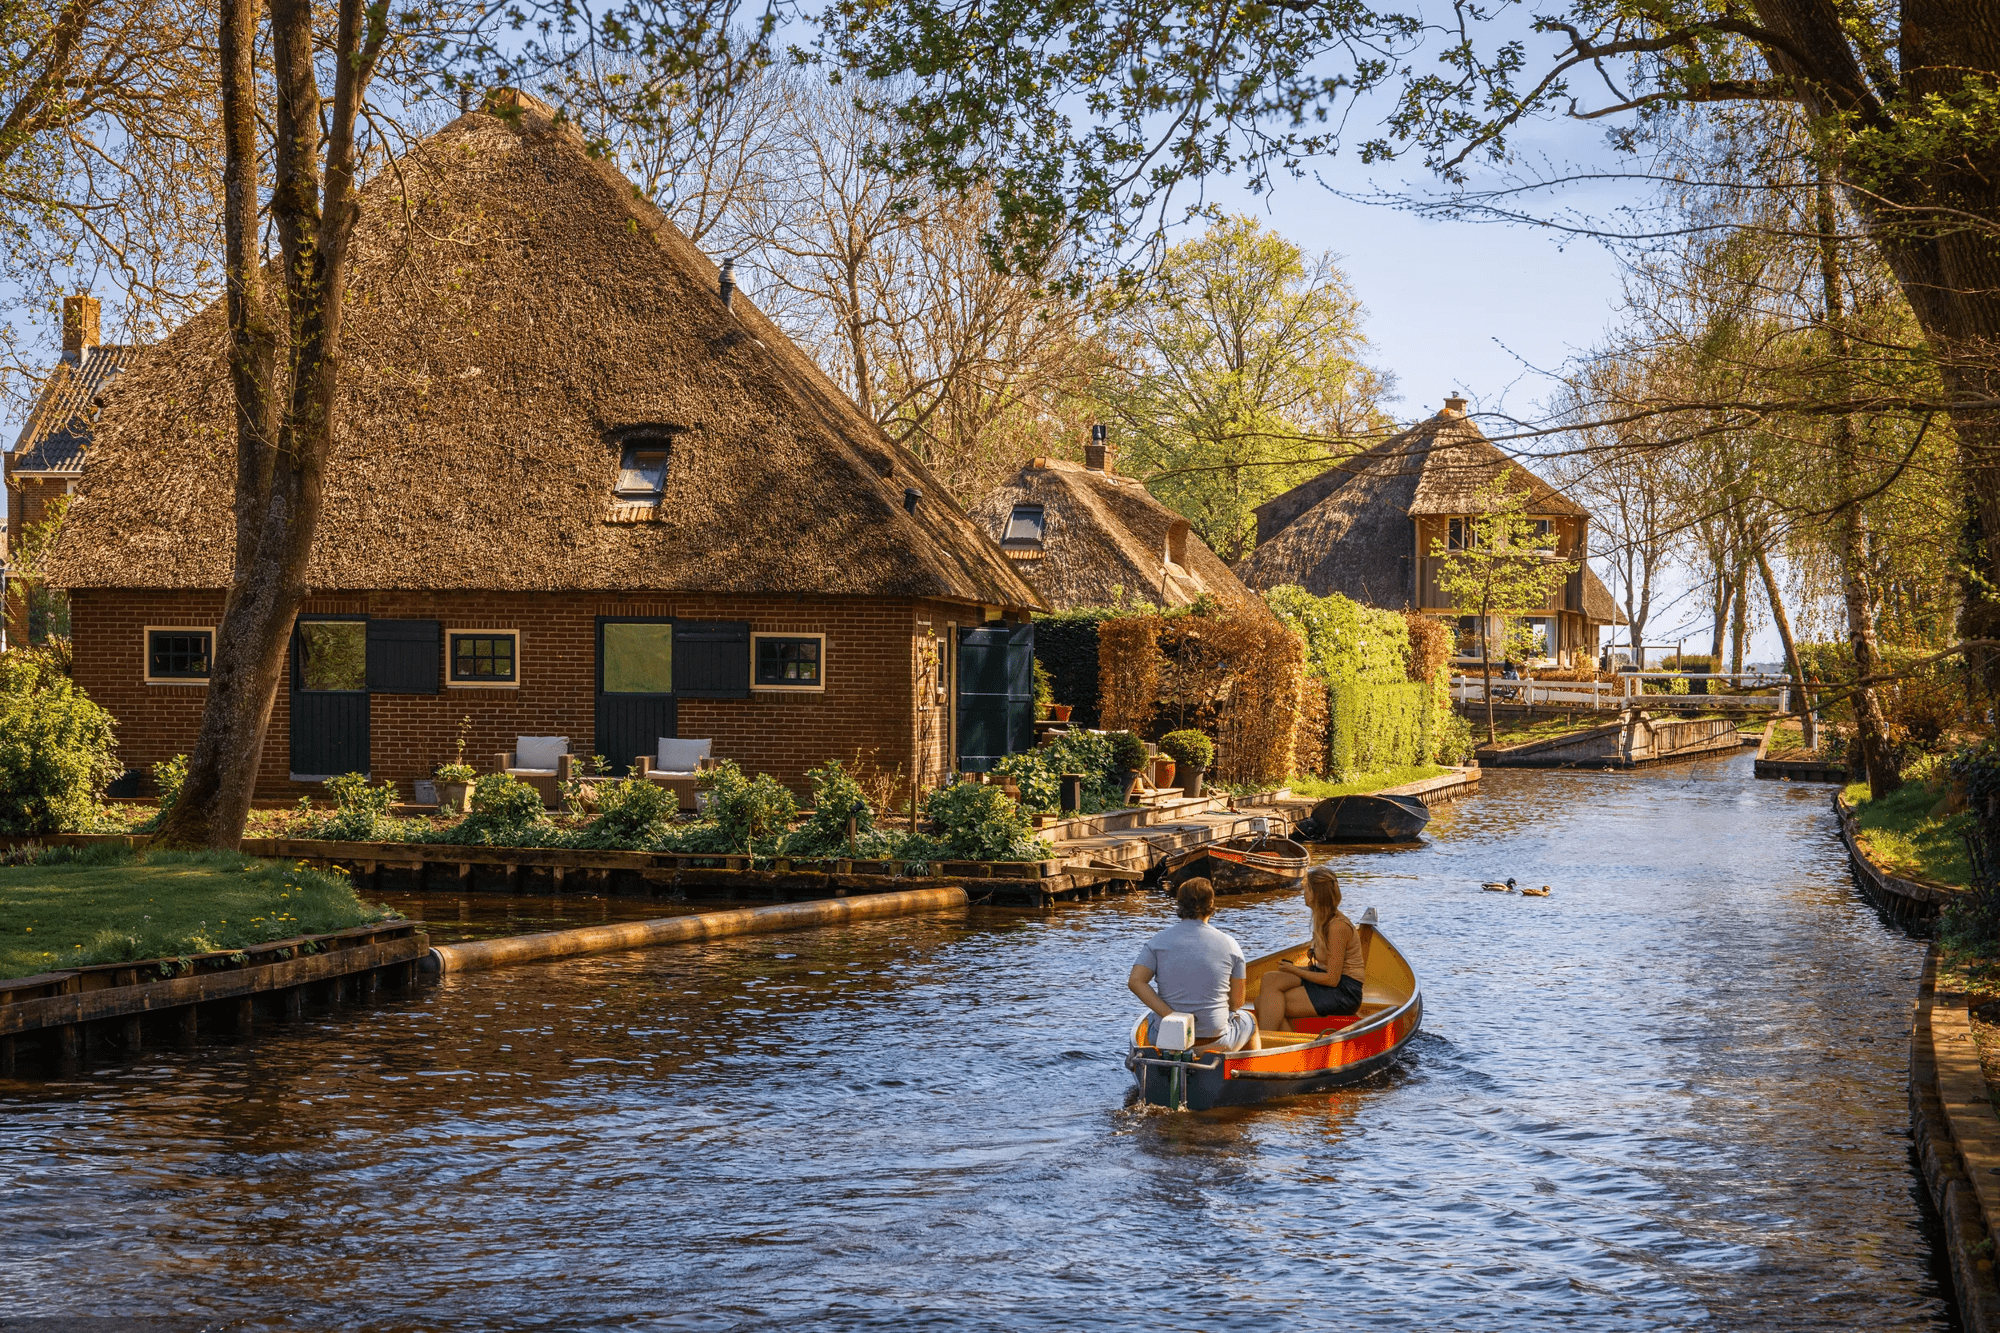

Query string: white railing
[1451,672,1793,712]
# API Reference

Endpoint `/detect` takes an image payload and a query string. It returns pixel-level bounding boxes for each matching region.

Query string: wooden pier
[0,919,428,1077]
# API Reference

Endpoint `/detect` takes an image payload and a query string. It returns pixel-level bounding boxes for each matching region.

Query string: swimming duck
[1481,878,1516,893]
[1521,885,1551,897]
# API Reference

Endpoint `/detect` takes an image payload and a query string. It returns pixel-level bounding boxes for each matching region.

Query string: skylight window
[616,445,671,499]
[1003,504,1045,545]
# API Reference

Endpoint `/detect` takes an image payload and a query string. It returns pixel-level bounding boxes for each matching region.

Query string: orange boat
[1125,909,1422,1110]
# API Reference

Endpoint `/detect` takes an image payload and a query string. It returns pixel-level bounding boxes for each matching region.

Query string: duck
[1481,878,1516,893]
[1521,885,1551,897]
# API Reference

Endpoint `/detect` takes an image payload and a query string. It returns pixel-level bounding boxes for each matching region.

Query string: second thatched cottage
[1238,398,1623,667]
[39,92,1044,798]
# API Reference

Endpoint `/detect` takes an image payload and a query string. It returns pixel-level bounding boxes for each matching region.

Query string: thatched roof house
[969,443,1271,618]
[40,92,1044,794]
[1239,398,1623,666]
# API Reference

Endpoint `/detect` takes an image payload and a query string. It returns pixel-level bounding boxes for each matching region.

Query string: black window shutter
[674,621,751,698]
[367,619,441,694]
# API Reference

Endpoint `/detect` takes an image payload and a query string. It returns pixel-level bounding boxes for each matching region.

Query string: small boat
[1306,793,1430,843]
[1164,833,1309,895]
[1126,909,1423,1110]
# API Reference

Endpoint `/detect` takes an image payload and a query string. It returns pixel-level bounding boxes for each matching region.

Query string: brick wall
[69,588,987,803]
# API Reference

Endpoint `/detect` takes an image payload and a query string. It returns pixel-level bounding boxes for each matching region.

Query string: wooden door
[596,617,677,776]
[290,617,370,779]
[956,621,1034,771]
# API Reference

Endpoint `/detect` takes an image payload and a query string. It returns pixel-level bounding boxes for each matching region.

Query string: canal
[1,752,1951,1329]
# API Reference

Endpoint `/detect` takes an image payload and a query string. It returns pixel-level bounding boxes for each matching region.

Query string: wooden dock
[1475,711,1742,769]
[0,920,428,1077]
[1753,719,1849,782]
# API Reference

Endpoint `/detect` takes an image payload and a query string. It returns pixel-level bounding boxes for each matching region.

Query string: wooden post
[121,1016,142,1051]
[56,1023,81,1073]
[283,986,304,1021]
[178,1005,198,1042]
[234,998,253,1034]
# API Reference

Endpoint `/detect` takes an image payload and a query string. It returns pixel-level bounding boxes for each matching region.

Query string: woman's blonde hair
[1304,866,1342,938]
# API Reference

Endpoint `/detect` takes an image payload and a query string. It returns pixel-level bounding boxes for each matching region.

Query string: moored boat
[1125,910,1422,1111]
[1305,793,1430,843]
[1164,833,1309,896]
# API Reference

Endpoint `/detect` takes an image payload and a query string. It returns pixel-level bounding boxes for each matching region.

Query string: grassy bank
[0,846,398,981]
[1843,780,1971,888]
[1287,765,1451,801]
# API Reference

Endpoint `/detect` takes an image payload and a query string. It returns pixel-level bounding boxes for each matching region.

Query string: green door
[956,621,1034,771]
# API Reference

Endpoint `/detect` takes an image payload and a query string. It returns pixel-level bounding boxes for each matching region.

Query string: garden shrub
[0,651,120,834]
[703,759,799,850]
[1108,730,1149,774]
[779,758,880,857]
[1264,585,1410,684]
[1159,729,1214,770]
[413,773,556,846]
[1327,680,1431,779]
[924,781,1049,861]
[299,771,403,841]
[573,778,673,849]
[154,754,190,810]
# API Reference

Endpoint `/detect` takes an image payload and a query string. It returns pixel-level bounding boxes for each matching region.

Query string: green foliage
[1287,764,1449,800]
[1263,585,1409,684]
[1327,680,1431,780]
[0,650,121,834]
[992,750,1061,810]
[1032,656,1054,717]
[990,728,1129,813]
[778,758,879,857]
[298,771,403,841]
[573,778,673,849]
[1108,730,1150,772]
[1432,710,1477,766]
[702,759,799,850]
[1098,216,1392,561]
[1427,476,1578,640]
[924,781,1050,861]
[1158,729,1214,769]
[1034,612,1108,727]
[153,754,189,810]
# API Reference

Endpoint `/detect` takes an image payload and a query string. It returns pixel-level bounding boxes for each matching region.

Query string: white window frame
[143,625,216,685]
[751,631,828,693]
[446,627,523,689]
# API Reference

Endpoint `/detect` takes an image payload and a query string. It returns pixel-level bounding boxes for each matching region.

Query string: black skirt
[1301,974,1364,1016]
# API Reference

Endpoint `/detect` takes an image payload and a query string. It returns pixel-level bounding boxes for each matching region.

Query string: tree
[1106,214,1392,560]
[1430,475,1578,744]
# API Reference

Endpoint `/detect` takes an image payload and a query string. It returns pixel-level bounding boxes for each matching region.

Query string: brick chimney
[1084,422,1113,472]
[1443,394,1468,416]
[62,295,100,363]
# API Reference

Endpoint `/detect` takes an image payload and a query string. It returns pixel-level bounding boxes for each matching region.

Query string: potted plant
[1109,731,1149,803]
[1159,729,1215,798]
[1051,704,1074,723]
[435,715,476,814]
[1151,753,1176,791]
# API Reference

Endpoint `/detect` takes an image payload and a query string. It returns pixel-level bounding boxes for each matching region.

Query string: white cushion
[515,736,569,771]
[656,737,713,774]
[506,767,557,778]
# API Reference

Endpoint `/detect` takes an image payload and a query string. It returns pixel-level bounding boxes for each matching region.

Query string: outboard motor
[1135,1011,1195,1050]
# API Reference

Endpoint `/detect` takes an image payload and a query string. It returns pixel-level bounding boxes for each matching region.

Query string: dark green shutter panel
[366,619,440,694]
[674,621,751,698]
[956,622,1035,770]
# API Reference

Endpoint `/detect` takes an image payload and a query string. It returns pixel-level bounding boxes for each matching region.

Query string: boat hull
[1126,924,1422,1110]
[1307,794,1430,843]
[1165,836,1309,895]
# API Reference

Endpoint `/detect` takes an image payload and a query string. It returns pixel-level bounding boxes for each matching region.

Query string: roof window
[615,442,671,499]
[1003,504,1045,547]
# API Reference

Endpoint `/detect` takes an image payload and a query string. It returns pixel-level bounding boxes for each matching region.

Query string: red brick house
[39,93,1043,799]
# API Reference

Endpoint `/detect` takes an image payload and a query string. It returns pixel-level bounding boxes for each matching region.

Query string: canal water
[2,753,1950,1330]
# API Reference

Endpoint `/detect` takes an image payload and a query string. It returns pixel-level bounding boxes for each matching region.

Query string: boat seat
[1254,1029,1317,1045]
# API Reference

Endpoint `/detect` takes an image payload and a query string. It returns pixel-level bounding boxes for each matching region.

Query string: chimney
[62,295,100,363]
[903,486,922,513]
[719,258,735,310]
[1084,422,1112,472]
[1443,394,1468,416]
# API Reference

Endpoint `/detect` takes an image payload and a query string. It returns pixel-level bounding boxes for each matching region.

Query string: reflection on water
[0,754,1951,1330]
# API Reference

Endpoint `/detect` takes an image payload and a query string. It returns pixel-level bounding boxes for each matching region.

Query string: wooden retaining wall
[0,920,428,1077]
[1476,711,1741,769]
[1912,946,2000,1333]
[1752,720,1849,783]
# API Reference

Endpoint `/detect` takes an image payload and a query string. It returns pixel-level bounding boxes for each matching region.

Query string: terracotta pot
[1051,704,1073,722]
[1152,757,1176,789]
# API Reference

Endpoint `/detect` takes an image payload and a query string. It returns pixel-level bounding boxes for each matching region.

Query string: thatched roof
[1239,407,1592,608]
[969,459,1271,618]
[44,95,1040,608]
[9,345,135,474]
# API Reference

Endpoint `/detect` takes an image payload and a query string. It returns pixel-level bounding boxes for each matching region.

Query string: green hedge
[1327,680,1432,779]
[1034,612,1109,728]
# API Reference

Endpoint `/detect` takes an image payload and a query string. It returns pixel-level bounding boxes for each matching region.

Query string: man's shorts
[1202,1008,1257,1052]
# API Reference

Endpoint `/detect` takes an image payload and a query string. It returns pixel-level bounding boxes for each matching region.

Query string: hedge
[1326,680,1432,780]
[1034,612,1110,728]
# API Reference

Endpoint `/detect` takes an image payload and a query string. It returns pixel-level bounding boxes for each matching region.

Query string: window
[601,621,674,693]
[615,444,671,499]
[753,633,825,690]
[296,620,366,691]
[1002,504,1045,546]
[1447,517,1480,550]
[449,630,519,686]
[146,627,213,683]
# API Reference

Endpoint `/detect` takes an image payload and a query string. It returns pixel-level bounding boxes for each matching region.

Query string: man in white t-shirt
[1128,877,1261,1052]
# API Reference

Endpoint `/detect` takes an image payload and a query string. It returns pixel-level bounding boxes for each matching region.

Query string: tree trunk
[1480,600,1496,744]
[1818,174,1901,798]
[1755,548,1815,750]
[153,0,383,849]
[1728,558,1749,677]
[1708,566,1730,666]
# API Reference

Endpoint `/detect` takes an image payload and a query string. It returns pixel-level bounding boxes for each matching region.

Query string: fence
[1451,672,1793,712]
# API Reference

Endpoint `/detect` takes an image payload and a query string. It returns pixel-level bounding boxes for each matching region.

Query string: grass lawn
[0,846,399,981]
[1288,765,1452,800]
[1764,721,1830,761]
[1844,780,1971,888]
